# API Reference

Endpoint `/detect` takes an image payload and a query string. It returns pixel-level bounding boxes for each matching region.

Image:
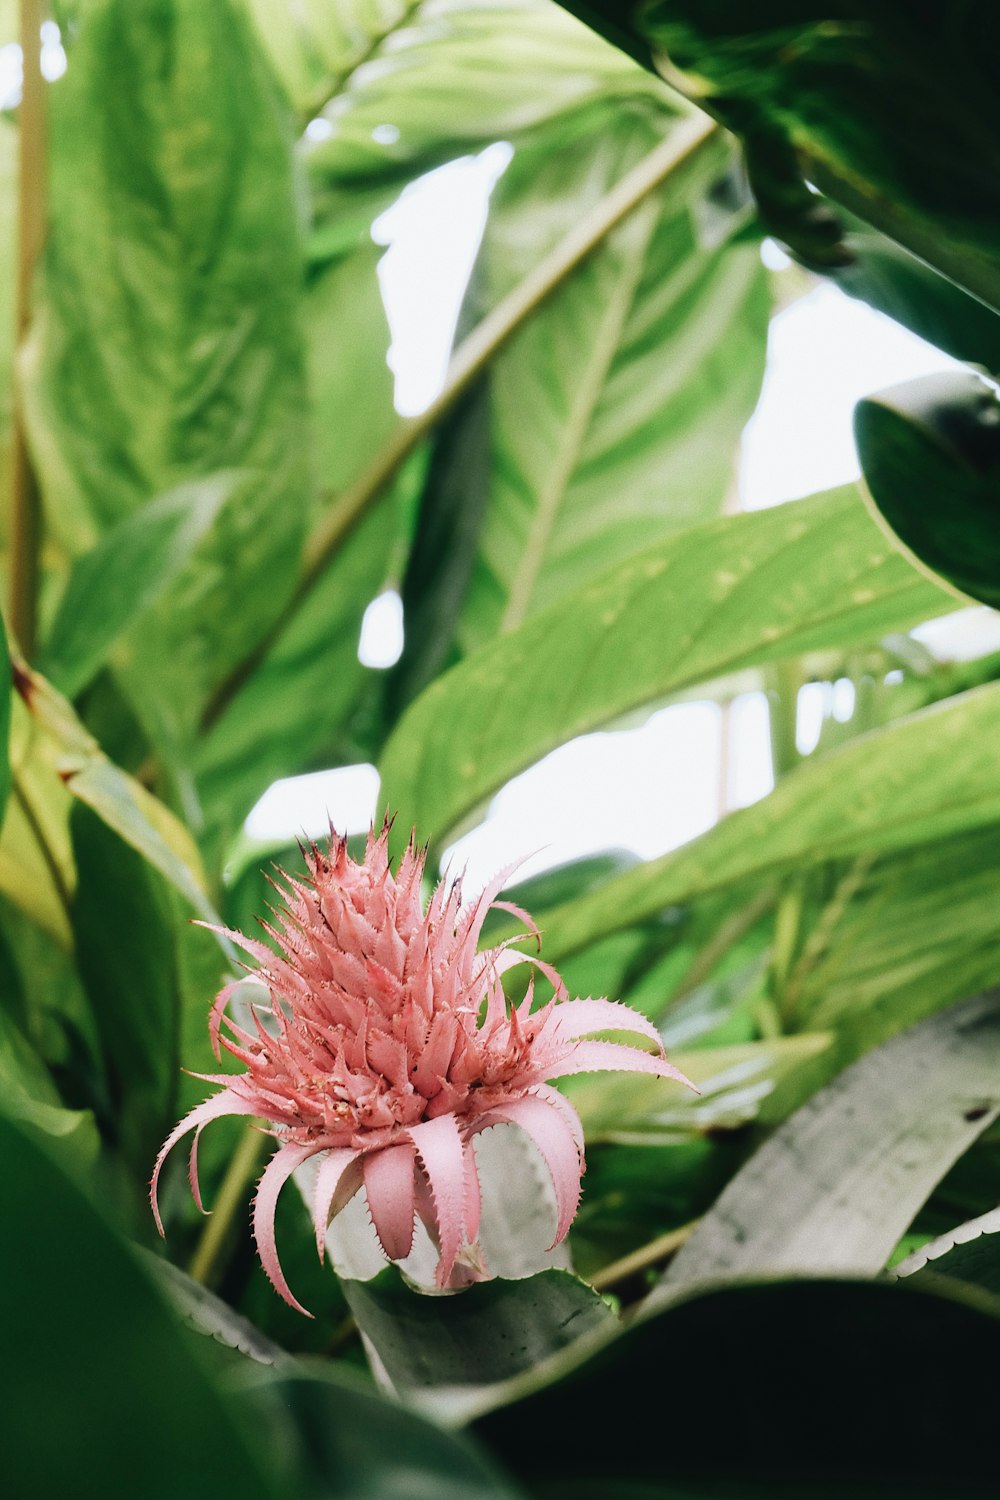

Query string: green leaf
[343,1266,615,1393]
[855,370,1000,609]
[657,989,1000,1290]
[379,485,951,851]
[0,1108,284,1500]
[473,1278,1000,1497]
[555,2,1000,311]
[70,802,179,1178]
[537,678,1000,964]
[236,1363,525,1500]
[23,0,311,744]
[458,119,767,647]
[40,474,238,700]
[0,606,10,828]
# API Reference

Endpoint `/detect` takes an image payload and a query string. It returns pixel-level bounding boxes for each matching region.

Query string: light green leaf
[539,677,1000,964]
[40,474,239,700]
[379,485,951,851]
[22,0,311,746]
[658,988,1000,1291]
[458,119,767,646]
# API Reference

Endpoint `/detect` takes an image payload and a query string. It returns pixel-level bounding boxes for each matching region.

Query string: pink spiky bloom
[151,823,693,1313]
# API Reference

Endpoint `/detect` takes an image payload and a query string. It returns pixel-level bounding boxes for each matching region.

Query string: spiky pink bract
[152,822,693,1313]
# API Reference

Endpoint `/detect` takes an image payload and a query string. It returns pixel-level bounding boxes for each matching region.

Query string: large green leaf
[343,1266,615,1393]
[855,370,1000,609]
[303,0,668,266]
[0,1109,283,1500]
[553,2,1000,311]
[536,678,1000,964]
[455,114,768,648]
[657,989,1000,1290]
[379,486,951,850]
[473,1278,1000,1497]
[22,0,311,749]
[236,1364,525,1500]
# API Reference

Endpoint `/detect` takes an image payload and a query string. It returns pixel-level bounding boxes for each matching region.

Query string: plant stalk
[9,0,47,659]
[200,111,720,731]
[188,1126,266,1287]
[590,1218,700,1291]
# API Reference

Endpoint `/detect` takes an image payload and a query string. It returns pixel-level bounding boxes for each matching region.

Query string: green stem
[199,112,720,731]
[9,0,47,658]
[188,1126,266,1287]
[590,1218,700,1292]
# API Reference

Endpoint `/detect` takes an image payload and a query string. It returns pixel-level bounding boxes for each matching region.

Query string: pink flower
[151,823,693,1313]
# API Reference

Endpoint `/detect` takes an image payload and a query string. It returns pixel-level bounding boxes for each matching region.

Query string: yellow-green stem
[590,1218,700,1292]
[188,1126,266,1287]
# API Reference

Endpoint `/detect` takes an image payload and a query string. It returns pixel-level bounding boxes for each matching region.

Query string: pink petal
[149,1090,260,1235]
[253,1142,320,1317]
[546,1039,695,1088]
[528,1083,585,1155]
[363,1142,417,1261]
[483,1094,583,1248]
[548,996,665,1048]
[312,1147,364,1256]
[408,1114,467,1286]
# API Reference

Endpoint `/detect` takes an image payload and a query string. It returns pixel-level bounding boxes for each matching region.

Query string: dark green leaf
[554,2,1000,311]
[70,801,179,1178]
[343,1265,616,1392]
[856,370,1000,609]
[0,1108,283,1500]
[473,1278,1000,1498]
[235,1363,526,1500]
[659,989,1000,1290]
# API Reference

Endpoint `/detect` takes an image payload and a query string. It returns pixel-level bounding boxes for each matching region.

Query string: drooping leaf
[379,485,951,852]
[552,2,1000,311]
[855,370,1000,609]
[343,1265,615,1393]
[658,989,1000,1291]
[472,1278,1000,1498]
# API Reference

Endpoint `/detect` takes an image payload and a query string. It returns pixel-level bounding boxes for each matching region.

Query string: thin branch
[9,0,48,658]
[201,112,720,730]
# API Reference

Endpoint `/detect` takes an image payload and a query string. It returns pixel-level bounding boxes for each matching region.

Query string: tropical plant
[2,1,999,1495]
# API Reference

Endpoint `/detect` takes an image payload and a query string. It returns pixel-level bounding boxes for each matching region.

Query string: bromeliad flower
[151,823,693,1313]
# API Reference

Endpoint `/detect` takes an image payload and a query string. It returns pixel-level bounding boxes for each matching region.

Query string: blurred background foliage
[2,1,1000,1495]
